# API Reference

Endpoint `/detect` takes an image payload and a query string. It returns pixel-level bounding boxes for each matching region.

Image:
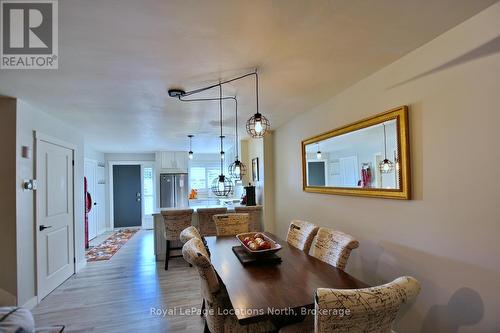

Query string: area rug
[86,229,139,262]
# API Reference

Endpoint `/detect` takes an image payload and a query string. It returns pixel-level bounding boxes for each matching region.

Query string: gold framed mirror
[302,106,410,199]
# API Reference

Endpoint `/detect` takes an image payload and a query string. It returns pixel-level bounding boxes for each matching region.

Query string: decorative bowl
[236,232,282,257]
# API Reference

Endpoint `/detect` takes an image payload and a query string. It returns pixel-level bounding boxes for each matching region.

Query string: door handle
[39,225,52,231]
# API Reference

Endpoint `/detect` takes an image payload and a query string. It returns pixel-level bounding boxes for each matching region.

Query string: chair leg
[203,320,210,333]
[200,299,205,316]
[164,239,170,270]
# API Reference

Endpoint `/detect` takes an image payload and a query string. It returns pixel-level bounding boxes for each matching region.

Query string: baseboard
[76,259,87,272]
[21,296,38,310]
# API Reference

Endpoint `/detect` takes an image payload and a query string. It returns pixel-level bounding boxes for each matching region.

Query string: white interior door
[339,156,359,187]
[84,159,98,240]
[36,138,75,300]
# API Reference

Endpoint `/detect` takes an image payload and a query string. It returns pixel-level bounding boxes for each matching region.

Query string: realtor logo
[1,0,58,69]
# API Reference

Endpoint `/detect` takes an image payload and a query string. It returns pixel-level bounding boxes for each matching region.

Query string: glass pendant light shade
[316,151,322,159]
[187,135,194,159]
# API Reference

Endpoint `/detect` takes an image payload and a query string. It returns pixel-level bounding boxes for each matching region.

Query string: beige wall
[273,3,500,332]
[0,98,18,306]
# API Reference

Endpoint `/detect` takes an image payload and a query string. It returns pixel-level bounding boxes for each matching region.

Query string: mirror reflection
[305,120,400,189]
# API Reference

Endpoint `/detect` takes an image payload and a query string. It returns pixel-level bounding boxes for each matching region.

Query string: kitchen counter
[153,204,263,261]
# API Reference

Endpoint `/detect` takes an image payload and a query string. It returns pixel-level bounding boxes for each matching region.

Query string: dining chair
[180,226,202,244]
[234,205,263,231]
[162,208,194,270]
[197,207,228,236]
[286,220,319,253]
[279,276,421,333]
[308,227,359,271]
[213,213,249,236]
[182,238,275,333]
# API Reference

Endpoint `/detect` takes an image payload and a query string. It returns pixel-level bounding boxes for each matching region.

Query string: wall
[0,98,17,306]
[273,3,500,332]
[16,100,85,307]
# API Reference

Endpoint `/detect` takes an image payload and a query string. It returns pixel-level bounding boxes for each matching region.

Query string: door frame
[34,131,76,303]
[84,158,98,240]
[108,161,155,230]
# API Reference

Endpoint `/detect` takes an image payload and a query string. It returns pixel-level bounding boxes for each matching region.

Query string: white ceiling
[0,0,496,153]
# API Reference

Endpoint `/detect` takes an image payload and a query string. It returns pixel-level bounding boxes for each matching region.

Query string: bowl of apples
[237,232,282,257]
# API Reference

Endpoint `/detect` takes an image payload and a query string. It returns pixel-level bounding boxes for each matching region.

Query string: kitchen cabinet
[157,151,188,172]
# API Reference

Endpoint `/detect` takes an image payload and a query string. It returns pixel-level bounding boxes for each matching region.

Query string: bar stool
[234,205,263,231]
[162,208,194,270]
[197,207,227,236]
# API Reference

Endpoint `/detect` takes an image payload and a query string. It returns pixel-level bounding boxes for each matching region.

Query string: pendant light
[316,142,322,159]
[379,123,394,173]
[187,135,194,159]
[229,98,248,181]
[211,84,233,197]
[246,71,270,138]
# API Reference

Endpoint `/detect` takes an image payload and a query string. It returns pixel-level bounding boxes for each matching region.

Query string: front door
[36,138,75,300]
[113,165,141,228]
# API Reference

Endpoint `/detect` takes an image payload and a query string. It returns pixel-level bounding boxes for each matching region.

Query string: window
[143,167,154,215]
[189,162,221,197]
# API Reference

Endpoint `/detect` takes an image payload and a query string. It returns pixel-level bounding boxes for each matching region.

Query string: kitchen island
[153,204,263,261]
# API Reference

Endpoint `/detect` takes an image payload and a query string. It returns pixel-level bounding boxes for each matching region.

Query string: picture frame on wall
[252,157,259,182]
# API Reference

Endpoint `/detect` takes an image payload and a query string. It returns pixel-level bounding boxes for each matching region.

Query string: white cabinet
[158,151,188,172]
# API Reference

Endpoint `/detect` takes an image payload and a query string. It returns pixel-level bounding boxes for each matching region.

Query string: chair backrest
[181,238,225,332]
[314,276,421,332]
[213,213,249,236]
[286,220,319,253]
[180,226,202,244]
[234,205,263,231]
[197,207,228,236]
[161,209,194,241]
[309,227,359,271]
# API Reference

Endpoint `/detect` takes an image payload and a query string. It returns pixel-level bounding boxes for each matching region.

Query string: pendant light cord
[235,97,239,159]
[255,70,260,116]
[219,83,224,175]
[383,123,387,159]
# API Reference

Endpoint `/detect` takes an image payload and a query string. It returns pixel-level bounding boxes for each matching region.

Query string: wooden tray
[232,246,282,266]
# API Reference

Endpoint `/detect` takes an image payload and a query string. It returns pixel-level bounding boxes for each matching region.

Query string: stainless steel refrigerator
[160,173,189,208]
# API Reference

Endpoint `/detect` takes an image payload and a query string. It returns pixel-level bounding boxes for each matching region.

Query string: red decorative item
[84,177,92,249]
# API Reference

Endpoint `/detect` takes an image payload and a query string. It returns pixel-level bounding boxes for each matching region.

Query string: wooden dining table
[205,232,368,325]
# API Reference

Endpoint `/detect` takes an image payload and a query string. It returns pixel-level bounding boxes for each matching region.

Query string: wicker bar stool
[197,207,228,236]
[162,208,194,270]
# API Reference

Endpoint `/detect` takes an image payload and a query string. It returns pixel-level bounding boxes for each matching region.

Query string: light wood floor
[32,230,205,332]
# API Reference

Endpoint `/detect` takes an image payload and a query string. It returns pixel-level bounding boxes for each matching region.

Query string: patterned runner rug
[86,229,139,262]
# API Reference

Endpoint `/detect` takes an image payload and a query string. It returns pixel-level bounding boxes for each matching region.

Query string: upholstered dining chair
[213,213,249,236]
[279,276,421,333]
[308,227,359,271]
[234,205,263,231]
[286,220,319,253]
[197,207,228,236]
[180,226,202,244]
[162,208,194,270]
[182,238,275,333]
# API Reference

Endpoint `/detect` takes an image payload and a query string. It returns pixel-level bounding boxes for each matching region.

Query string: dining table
[205,232,369,325]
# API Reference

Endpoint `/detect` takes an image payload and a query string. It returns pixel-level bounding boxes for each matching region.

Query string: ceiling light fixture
[187,134,194,160]
[246,71,270,138]
[229,97,247,181]
[211,84,233,197]
[379,122,394,174]
[316,142,322,159]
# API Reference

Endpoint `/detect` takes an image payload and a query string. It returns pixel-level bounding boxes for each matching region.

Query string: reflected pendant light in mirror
[246,71,270,138]
[229,97,247,180]
[211,84,233,197]
[379,122,394,173]
[187,134,194,159]
[316,142,322,159]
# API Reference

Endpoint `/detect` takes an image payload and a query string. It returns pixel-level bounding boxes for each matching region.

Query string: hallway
[32,230,204,332]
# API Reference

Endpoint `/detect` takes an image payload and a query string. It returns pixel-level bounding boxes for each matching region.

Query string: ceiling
[0,0,496,153]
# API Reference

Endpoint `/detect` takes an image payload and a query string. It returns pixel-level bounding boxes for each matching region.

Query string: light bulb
[220,151,225,160]
[254,119,263,134]
[316,151,322,159]
[188,151,193,160]
[218,180,225,191]
[234,164,241,176]
[383,163,390,172]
